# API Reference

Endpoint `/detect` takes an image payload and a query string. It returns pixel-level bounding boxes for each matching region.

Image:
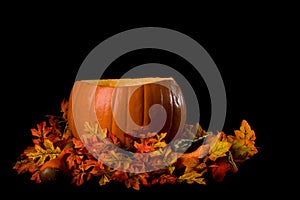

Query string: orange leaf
[210,157,232,182]
[61,99,69,119]
[228,120,258,162]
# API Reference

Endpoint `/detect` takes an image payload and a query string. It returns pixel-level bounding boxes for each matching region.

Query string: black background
[2,8,292,198]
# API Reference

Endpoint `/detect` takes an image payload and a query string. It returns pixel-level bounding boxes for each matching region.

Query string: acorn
[39,143,72,184]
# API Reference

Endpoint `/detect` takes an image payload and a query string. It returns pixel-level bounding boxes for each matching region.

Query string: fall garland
[13,100,258,191]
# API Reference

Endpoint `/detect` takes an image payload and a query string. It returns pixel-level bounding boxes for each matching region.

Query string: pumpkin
[67,77,186,147]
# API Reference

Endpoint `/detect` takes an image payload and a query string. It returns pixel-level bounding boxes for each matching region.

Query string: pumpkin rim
[79,77,175,87]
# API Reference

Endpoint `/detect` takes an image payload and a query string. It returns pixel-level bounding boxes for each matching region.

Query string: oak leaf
[153,132,167,149]
[26,139,61,166]
[31,121,53,145]
[152,174,177,185]
[134,137,156,153]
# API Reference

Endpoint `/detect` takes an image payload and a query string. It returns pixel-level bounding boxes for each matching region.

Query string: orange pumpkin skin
[67,78,186,147]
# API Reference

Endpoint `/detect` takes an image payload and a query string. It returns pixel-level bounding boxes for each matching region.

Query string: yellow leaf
[99,174,110,186]
[154,132,167,149]
[178,170,207,185]
[34,144,46,154]
[168,166,175,174]
[26,139,61,166]
[84,122,107,139]
[209,140,232,161]
[156,132,167,142]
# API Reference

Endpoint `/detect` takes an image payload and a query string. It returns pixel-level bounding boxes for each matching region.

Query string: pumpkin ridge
[67,77,186,147]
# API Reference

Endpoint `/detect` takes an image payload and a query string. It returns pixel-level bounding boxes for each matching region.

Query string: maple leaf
[26,139,61,166]
[177,156,207,174]
[210,157,234,182]
[228,120,258,162]
[209,138,232,161]
[180,157,199,169]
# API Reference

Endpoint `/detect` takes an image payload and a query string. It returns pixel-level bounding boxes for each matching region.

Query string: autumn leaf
[195,122,207,138]
[160,146,181,166]
[30,170,41,183]
[71,163,93,186]
[137,173,150,186]
[111,171,128,182]
[31,121,53,145]
[235,119,256,141]
[125,177,141,190]
[65,139,92,170]
[181,144,210,159]
[13,97,259,190]
[61,99,69,120]
[153,132,167,149]
[123,173,150,190]
[84,122,107,140]
[178,170,207,185]
[152,174,177,185]
[209,139,232,161]
[108,132,121,146]
[66,151,83,170]
[99,174,110,186]
[13,158,38,174]
[26,139,61,166]
[83,159,105,176]
[210,157,233,182]
[228,120,258,162]
[47,115,66,140]
[134,137,156,153]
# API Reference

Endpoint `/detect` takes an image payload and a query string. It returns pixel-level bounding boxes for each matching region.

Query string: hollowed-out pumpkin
[67,77,186,147]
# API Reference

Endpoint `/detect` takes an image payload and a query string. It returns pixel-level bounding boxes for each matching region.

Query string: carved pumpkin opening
[82,77,175,87]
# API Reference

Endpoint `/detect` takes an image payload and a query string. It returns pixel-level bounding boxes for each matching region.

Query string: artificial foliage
[13,100,258,190]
